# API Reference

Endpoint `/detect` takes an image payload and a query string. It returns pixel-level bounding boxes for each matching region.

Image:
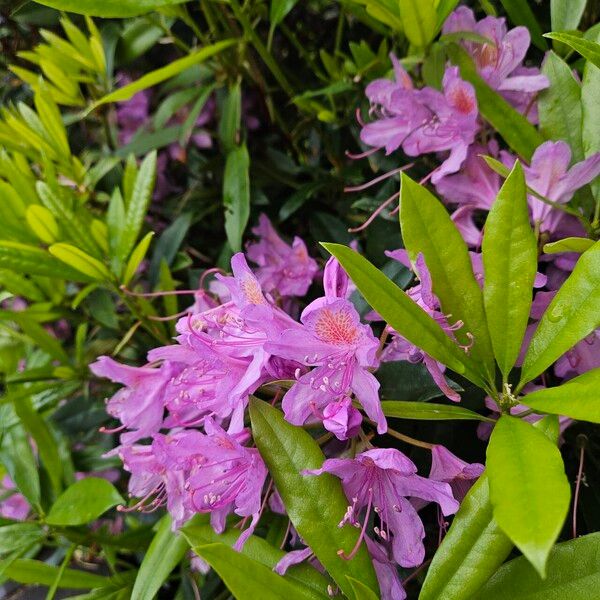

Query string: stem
[573,436,587,538]
[369,420,434,450]
[45,544,76,600]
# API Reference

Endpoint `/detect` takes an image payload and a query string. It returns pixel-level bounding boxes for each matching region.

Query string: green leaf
[473,532,600,599]
[381,400,493,422]
[420,475,513,600]
[0,241,95,283]
[182,522,330,597]
[130,514,189,600]
[0,523,45,555]
[49,243,112,282]
[46,477,123,526]
[219,82,242,153]
[122,231,154,286]
[347,577,380,600]
[482,161,537,376]
[582,30,600,201]
[4,558,108,588]
[270,0,299,28]
[117,151,156,265]
[400,173,494,378]
[538,52,584,162]
[448,44,544,159]
[520,368,600,423]
[194,543,326,600]
[223,144,250,253]
[498,0,547,50]
[249,398,379,599]
[398,0,436,47]
[32,1,186,18]
[486,416,570,577]
[543,237,595,254]
[520,241,600,386]
[434,0,460,33]
[92,40,235,107]
[551,0,586,35]
[322,243,479,384]
[26,205,59,244]
[544,32,600,69]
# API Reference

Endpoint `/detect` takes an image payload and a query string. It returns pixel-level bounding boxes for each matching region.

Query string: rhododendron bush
[1,0,600,598]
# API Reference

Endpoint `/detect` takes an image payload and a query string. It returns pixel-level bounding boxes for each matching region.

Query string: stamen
[337,488,373,560]
[344,164,413,193]
[348,192,400,233]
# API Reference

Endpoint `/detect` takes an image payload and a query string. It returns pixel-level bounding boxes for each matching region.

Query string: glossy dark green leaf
[498,0,546,50]
[181,522,331,597]
[223,144,250,253]
[0,523,45,554]
[249,398,379,599]
[400,173,494,378]
[4,558,109,588]
[218,82,242,153]
[46,477,123,526]
[322,243,481,384]
[130,514,189,600]
[381,400,493,422]
[543,237,595,254]
[482,161,537,376]
[195,543,325,600]
[520,241,600,387]
[544,32,600,69]
[448,44,544,159]
[521,368,600,423]
[348,577,380,600]
[486,416,570,577]
[473,532,600,599]
[420,476,513,600]
[539,52,584,162]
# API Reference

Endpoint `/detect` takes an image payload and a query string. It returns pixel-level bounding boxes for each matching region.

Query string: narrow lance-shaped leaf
[49,243,112,282]
[473,532,600,600]
[543,237,595,254]
[486,415,570,577]
[322,243,485,385]
[249,398,379,599]
[381,400,494,422]
[398,0,436,47]
[447,44,544,160]
[122,231,154,286]
[194,543,326,600]
[544,33,600,69]
[520,368,600,423]
[223,143,250,253]
[582,30,600,201]
[498,0,547,50]
[400,173,494,378]
[482,161,537,377]
[550,0,586,33]
[519,241,600,387]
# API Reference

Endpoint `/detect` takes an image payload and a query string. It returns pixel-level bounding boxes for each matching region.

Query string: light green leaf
[219,82,242,153]
[26,205,59,244]
[381,400,494,422]
[420,475,513,600]
[249,398,379,599]
[482,161,537,376]
[448,44,544,160]
[122,232,154,286]
[544,32,600,69]
[130,514,189,600]
[519,241,600,387]
[181,522,331,597]
[270,0,300,28]
[46,477,123,526]
[538,51,584,162]
[117,151,156,265]
[400,173,494,378]
[582,30,600,201]
[498,0,547,50]
[32,1,187,19]
[322,243,481,384]
[49,243,112,282]
[521,368,600,423]
[398,0,436,47]
[223,144,250,253]
[473,532,600,599]
[543,237,595,254]
[486,416,570,577]
[4,558,108,588]
[194,543,325,600]
[0,524,45,555]
[551,0,587,34]
[347,577,380,600]
[92,40,235,107]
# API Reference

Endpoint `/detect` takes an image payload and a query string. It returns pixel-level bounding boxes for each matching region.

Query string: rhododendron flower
[266,296,386,434]
[0,475,29,520]
[246,214,318,297]
[365,537,407,600]
[443,6,548,116]
[306,448,458,567]
[155,418,267,547]
[90,357,178,444]
[116,75,150,146]
[429,445,484,501]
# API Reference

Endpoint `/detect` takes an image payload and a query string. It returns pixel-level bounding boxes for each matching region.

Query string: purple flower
[365,537,407,600]
[115,74,151,145]
[443,7,548,117]
[90,357,178,444]
[322,397,363,440]
[306,448,458,567]
[246,214,319,297]
[0,475,29,520]
[266,296,386,434]
[429,445,484,502]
